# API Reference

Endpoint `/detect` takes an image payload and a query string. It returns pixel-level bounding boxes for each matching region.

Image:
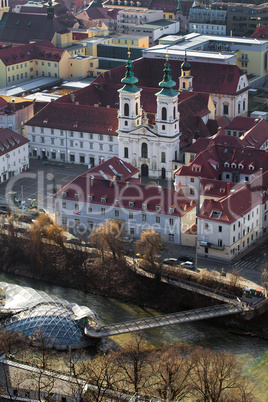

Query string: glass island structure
[0,282,101,350]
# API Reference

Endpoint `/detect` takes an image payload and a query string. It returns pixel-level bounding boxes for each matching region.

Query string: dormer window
[231,163,236,169]
[238,164,244,169]
[74,193,80,199]
[190,200,193,206]
[156,205,161,212]
[169,207,174,214]
[183,205,187,211]
[249,165,254,171]
[129,201,134,207]
[88,194,94,201]
[142,203,147,210]
[62,191,67,198]
[114,199,120,206]
[101,196,107,203]
[224,162,229,168]
[210,210,222,219]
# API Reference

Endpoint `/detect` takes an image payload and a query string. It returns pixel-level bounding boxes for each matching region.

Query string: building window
[51,138,54,145]
[115,210,119,217]
[161,152,166,163]
[80,142,83,148]
[129,212,133,219]
[41,137,45,143]
[141,143,148,158]
[156,216,160,223]
[190,188,195,195]
[70,154,75,162]
[75,219,80,226]
[124,103,129,116]
[169,218,174,226]
[98,134,103,140]
[109,136,113,142]
[161,107,167,121]
[169,233,174,242]
[109,145,113,152]
[219,226,222,232]
[218,239,222,247]
[223,104,229,115]
[142,214,146,221]
[101,208,105,215]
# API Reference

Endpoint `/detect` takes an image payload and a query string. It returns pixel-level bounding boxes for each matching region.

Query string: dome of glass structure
[0,282,101,350]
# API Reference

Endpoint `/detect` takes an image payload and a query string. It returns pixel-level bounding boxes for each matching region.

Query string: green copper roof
[119,56,141,93]
[157,56,176,96]
[181,53,191,71]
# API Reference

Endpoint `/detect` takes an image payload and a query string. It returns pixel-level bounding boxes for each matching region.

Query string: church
[117,51,182,180]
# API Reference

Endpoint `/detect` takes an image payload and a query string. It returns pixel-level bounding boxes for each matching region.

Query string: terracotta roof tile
[26,102,118,135]
[0,128,29,156]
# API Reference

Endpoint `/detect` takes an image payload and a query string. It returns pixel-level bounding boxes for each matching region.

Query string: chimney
[11,98,16,111]
[126,181,129,187]
[226,182,230,196]
[255,119,259,125]
[90,175,94,186]
[70,93,75,103]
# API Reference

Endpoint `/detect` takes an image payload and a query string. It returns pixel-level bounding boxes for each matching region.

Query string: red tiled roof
[240,119,268,149]
[175,139,268,179]
[26,102,118,136]
[0,128,29,156]
[200,178,244,198]
[0,40,65,66]
[56,163,196,217]
[79,156,139,181]
[149,0,178,12]
[90,58,248,96]
[250,25,268,39]
[224,116,257,132]
[84,7,119,20]
[179,1,194,15]
[198,184,262,224]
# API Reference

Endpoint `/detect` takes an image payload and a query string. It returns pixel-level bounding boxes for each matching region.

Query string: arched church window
[161,152,166,163]
[161,107,167,121]
[124,103,129,116]
[238,103,241,114]
[183,82,186,89]
[136,102,138,116]
[141,143,148,158]
[173,106,176,120]
[124,147,129,158]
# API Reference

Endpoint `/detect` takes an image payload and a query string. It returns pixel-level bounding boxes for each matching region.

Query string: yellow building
[0,41,70,88]
[0,0,9,20]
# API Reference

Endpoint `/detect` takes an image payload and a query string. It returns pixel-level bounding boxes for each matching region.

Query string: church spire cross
[158,48,176,90]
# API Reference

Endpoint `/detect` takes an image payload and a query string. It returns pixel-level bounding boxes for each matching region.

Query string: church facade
[117,53,181,180]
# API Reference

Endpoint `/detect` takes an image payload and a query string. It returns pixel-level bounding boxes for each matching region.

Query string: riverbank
[1,233,268,336]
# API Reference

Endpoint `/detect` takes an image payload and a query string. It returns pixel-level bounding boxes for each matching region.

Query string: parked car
[181,261,194,269]
[163,258,178,266]
[178,255,194,263]
[136,253,145,259]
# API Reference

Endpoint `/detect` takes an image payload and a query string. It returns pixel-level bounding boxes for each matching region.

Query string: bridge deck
[86,303,249,338]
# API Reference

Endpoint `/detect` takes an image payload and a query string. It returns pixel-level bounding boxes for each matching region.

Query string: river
[0,271,267,399]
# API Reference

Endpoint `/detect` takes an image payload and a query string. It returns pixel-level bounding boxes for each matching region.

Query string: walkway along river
[0,271,267,399]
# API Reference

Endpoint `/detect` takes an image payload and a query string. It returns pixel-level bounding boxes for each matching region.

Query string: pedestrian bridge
[86,302,250,338]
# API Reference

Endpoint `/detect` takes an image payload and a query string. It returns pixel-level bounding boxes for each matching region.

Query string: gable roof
[198,184,262,224]
[175,138,268,179]
[0,128,29,156]
[26,102,118,136]
[90,57,248,96]
[56,159,196,217]
[0,13,68,44]
[224,116,257,132]
[240,119,268,149]
[0,40,66,66]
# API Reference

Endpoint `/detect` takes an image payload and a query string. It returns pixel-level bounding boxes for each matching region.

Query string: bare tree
[136,229,163,267]
[189,347,254,402]
[0,330,27,357]
[91,220,123,261]
[150,343,195,401]
[79,353,122,402]
[111,333,153,395]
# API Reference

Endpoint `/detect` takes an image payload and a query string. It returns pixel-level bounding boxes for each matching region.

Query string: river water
[0,272,267,399]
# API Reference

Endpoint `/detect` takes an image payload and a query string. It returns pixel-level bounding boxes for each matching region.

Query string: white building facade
[0,128,29,183]
[118,55,181,180]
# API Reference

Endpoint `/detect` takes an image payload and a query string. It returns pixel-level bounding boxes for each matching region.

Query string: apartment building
[54,156,197,243]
